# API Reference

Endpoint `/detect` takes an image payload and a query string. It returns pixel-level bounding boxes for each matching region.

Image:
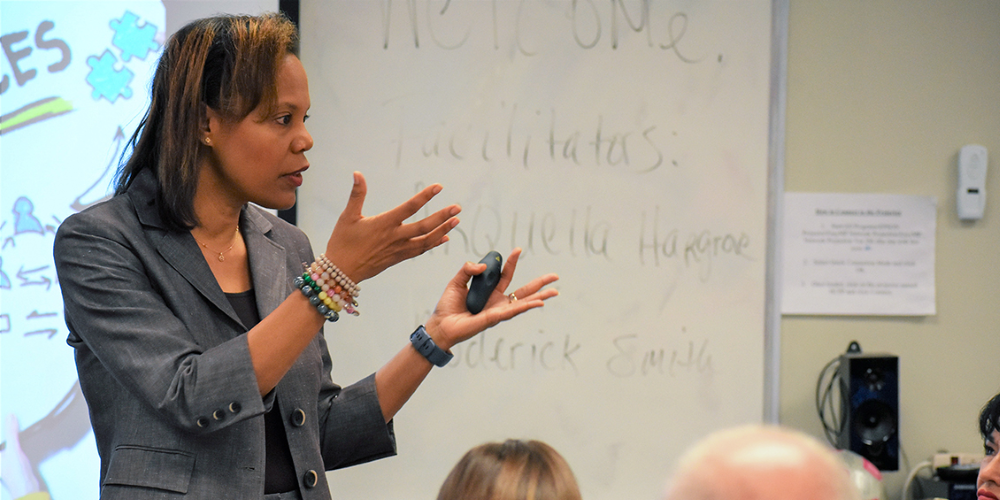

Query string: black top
[225,289,299,494]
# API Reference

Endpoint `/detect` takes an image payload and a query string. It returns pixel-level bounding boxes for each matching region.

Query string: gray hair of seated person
[662,425,861,500]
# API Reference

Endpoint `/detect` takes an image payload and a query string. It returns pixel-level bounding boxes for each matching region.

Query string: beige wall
[781,1,1000,499]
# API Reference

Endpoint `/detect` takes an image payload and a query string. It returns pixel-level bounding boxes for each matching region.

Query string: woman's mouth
[284,166,308,187]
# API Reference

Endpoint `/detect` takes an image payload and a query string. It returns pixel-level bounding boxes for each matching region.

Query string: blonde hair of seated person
[437,439,582,500]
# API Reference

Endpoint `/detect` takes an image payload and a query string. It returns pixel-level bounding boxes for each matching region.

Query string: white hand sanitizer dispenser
[957,144,988,220]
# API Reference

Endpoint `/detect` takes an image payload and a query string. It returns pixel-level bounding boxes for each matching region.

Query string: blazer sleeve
[271,217,399,469]
[316,347,397,470]
[54,207,268,434]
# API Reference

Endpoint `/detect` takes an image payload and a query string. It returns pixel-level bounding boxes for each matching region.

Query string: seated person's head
[437,439,581,500]
[978,392,1000,498]
[662,425,860,500]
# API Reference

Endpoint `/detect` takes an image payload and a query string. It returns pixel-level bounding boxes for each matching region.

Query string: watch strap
[409,325,453,367]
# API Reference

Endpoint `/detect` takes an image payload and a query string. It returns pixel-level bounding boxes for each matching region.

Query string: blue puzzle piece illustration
[110,11,160,62]
[86,50,134,102]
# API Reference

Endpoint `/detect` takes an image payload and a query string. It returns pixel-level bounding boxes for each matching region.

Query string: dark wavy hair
[437,440,581,500]
[980,392,1000,440]
[115,13,298,230]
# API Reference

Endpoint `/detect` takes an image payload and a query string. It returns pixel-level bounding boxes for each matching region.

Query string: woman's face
[980,429,1000,500]
[202,53,313,210]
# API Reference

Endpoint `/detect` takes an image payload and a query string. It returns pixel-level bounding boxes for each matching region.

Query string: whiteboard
[297,2,776,499]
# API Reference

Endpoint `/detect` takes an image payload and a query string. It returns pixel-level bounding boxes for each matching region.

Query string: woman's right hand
[424,248,559,352]
[324,172,460,283]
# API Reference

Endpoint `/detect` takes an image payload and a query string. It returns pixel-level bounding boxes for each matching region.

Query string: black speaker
[837,353,899,471]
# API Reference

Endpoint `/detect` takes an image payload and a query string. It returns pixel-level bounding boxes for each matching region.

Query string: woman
[53,13,558,500]
[437,440,581,500]
[978,392,1000,500]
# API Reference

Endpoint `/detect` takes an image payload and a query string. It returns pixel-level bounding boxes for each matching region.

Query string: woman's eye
[277,115,292,125]
[986,444,996,456]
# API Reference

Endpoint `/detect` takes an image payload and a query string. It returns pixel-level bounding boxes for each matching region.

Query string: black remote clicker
[465,251,502,314]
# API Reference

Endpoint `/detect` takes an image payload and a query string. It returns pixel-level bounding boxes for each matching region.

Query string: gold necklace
[195,225,240,262]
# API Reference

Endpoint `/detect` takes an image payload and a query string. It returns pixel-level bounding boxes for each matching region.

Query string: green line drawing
[0,97,75,135]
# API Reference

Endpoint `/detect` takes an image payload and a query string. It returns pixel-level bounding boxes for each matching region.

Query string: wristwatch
[409,325,453,367]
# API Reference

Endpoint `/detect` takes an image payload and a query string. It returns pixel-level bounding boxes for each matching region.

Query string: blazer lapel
[129,171,243,328]
[242,206,288,319]
[152,229,243,327]
[127,170,291,330]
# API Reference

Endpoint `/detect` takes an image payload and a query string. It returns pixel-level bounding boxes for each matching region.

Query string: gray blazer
[54,170,396,499]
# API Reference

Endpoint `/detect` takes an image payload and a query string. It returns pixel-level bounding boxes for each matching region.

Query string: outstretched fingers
[338,172,368,223]
[387,183,446,225]
[479,282,557,325]
[508,273,560,303]
[404,204,461,241]
[386,183,461,247]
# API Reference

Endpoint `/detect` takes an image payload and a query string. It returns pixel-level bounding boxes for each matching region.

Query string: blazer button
[196,417,209,428]
[229,402,241,414]
[212,409,226,421]
[290,408,306,427]
[303,470,318,489]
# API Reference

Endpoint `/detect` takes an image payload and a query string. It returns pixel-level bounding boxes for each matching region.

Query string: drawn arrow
[72,126,125,211]
[25,329,59,339]
[16,266,52,291]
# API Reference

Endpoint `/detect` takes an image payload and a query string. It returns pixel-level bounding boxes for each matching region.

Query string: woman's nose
[981,455,1000,487]
[295,128,313,153]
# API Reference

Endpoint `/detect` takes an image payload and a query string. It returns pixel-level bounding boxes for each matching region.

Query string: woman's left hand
[325,172,460,283]
[423,248,559,351]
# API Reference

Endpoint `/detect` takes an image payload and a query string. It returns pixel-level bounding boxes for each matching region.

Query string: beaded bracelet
[318,254,359,298]
[294,255,360,321]
[298,271,358,316]
[304,262,357,308]
[293,275,339,322]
